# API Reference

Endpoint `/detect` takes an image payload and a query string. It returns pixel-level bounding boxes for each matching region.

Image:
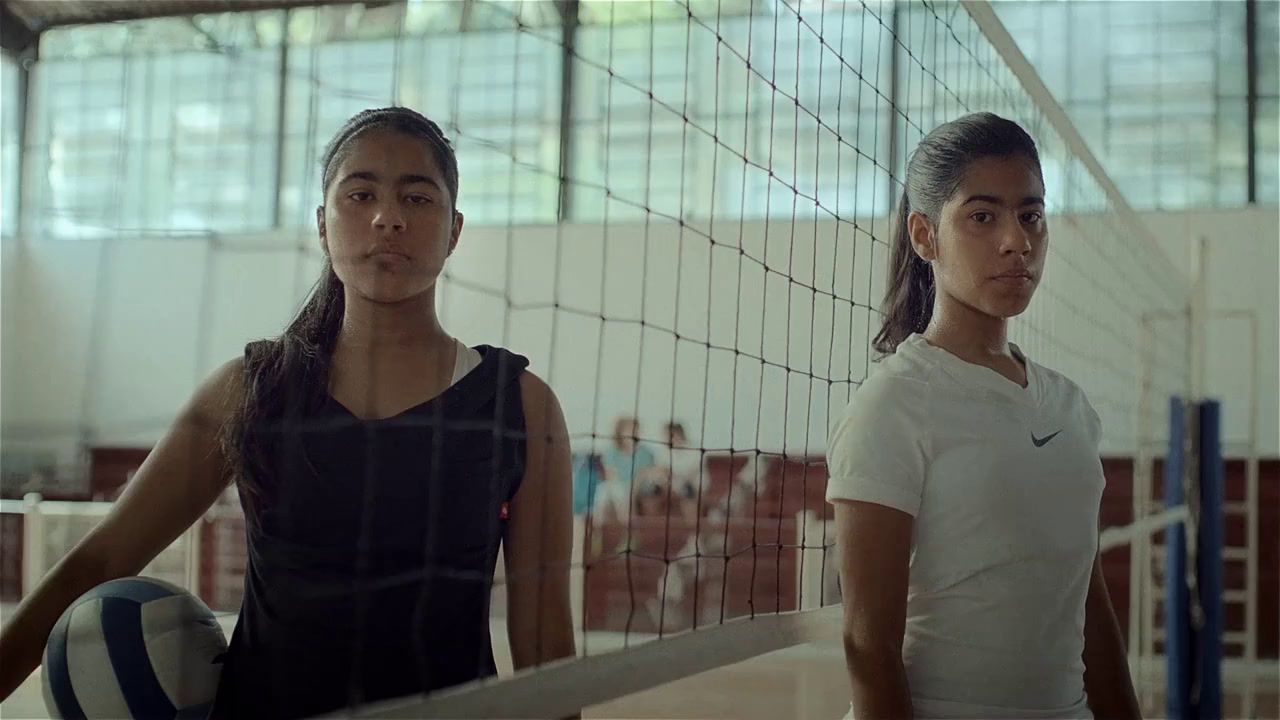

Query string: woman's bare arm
[504,372,576,672]
[835,499,915,719]
[1083,551,1141,718]
[0,358,242,700]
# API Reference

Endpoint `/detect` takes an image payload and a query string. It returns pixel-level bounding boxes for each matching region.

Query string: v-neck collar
[326,343,489,423]
[901,333,1042,407]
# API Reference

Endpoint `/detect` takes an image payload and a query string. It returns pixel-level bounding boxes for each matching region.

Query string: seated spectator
[637,422,701,520]
[593,416,655,523]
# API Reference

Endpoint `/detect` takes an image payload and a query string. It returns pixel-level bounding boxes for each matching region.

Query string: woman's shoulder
[183,355,246,428]
[513,365,568,435]
[848,353,936,414]
[516,367,554,405]
[466,344,532,388]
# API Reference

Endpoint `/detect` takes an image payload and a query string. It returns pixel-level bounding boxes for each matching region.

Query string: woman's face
[911,155,1047,321]
[668,428,687,447]
[617,420,639,449]
[318,130,463,304]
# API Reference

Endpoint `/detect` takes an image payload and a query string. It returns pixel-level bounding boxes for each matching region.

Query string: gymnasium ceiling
[1,0,356,52]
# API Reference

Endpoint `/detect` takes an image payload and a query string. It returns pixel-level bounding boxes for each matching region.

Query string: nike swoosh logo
[1031,430,1062,447]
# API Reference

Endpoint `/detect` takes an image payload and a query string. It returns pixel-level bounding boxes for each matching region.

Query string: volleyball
[42,577,226,720]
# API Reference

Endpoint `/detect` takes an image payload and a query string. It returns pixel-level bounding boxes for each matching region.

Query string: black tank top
[211,344,529,719]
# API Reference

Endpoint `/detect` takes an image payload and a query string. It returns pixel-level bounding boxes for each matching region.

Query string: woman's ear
[907,211,936,262]
[316,206,328,255]
[447,210,465,256]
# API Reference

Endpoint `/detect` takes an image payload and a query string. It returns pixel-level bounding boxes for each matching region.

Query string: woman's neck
[922,292,1012,365]
[336,288,450,352]
[327,288,459,417]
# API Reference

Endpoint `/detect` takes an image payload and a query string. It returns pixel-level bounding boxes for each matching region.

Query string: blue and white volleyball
[42,577,227,719]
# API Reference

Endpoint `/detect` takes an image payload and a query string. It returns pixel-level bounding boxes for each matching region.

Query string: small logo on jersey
[1031,430,1062,447]
[499,502,510,520]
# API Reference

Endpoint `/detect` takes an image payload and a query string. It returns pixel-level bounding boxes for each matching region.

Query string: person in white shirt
[637,422,702,519]
[663,423,704,498]
[826,112,1140,720]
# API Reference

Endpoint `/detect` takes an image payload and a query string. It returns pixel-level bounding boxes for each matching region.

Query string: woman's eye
[971,211,994,223]
[1021,211,1043,224]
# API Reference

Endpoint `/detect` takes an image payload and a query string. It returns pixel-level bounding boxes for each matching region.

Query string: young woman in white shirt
[827,112,1141,719]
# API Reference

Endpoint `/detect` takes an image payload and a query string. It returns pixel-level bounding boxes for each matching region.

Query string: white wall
[1142,207,1280,456]
[7,206,1264,470]
[437,217,889,457]
[0,218,887,463]
[0,233,324,471]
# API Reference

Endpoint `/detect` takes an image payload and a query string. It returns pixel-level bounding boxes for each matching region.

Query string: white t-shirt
[826,334,1104,719]
[668,447,703,486]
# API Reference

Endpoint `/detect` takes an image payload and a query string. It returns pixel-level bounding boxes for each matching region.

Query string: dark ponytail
[872,112,1042,355]
[874,188,936,355]
[223,107,459,516]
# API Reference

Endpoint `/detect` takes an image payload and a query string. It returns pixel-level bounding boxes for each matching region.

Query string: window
[1256,0,1279,204]
[1,54,20,237]
[29,14,283,238]
[279,4,562,227]
[570,14,711,222]
[570,1,893,224]
[994,0,1253,210]
[15,0,1273,239]
[742,4,893,220]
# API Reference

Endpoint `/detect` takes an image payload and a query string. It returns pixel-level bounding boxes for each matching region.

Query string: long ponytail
[223,263,344,515]
[872,188,935,355]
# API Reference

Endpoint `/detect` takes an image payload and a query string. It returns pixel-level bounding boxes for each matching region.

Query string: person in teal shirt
[594,416,655,521]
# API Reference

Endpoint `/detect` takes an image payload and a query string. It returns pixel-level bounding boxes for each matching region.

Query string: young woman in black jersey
[0,107,576,718]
